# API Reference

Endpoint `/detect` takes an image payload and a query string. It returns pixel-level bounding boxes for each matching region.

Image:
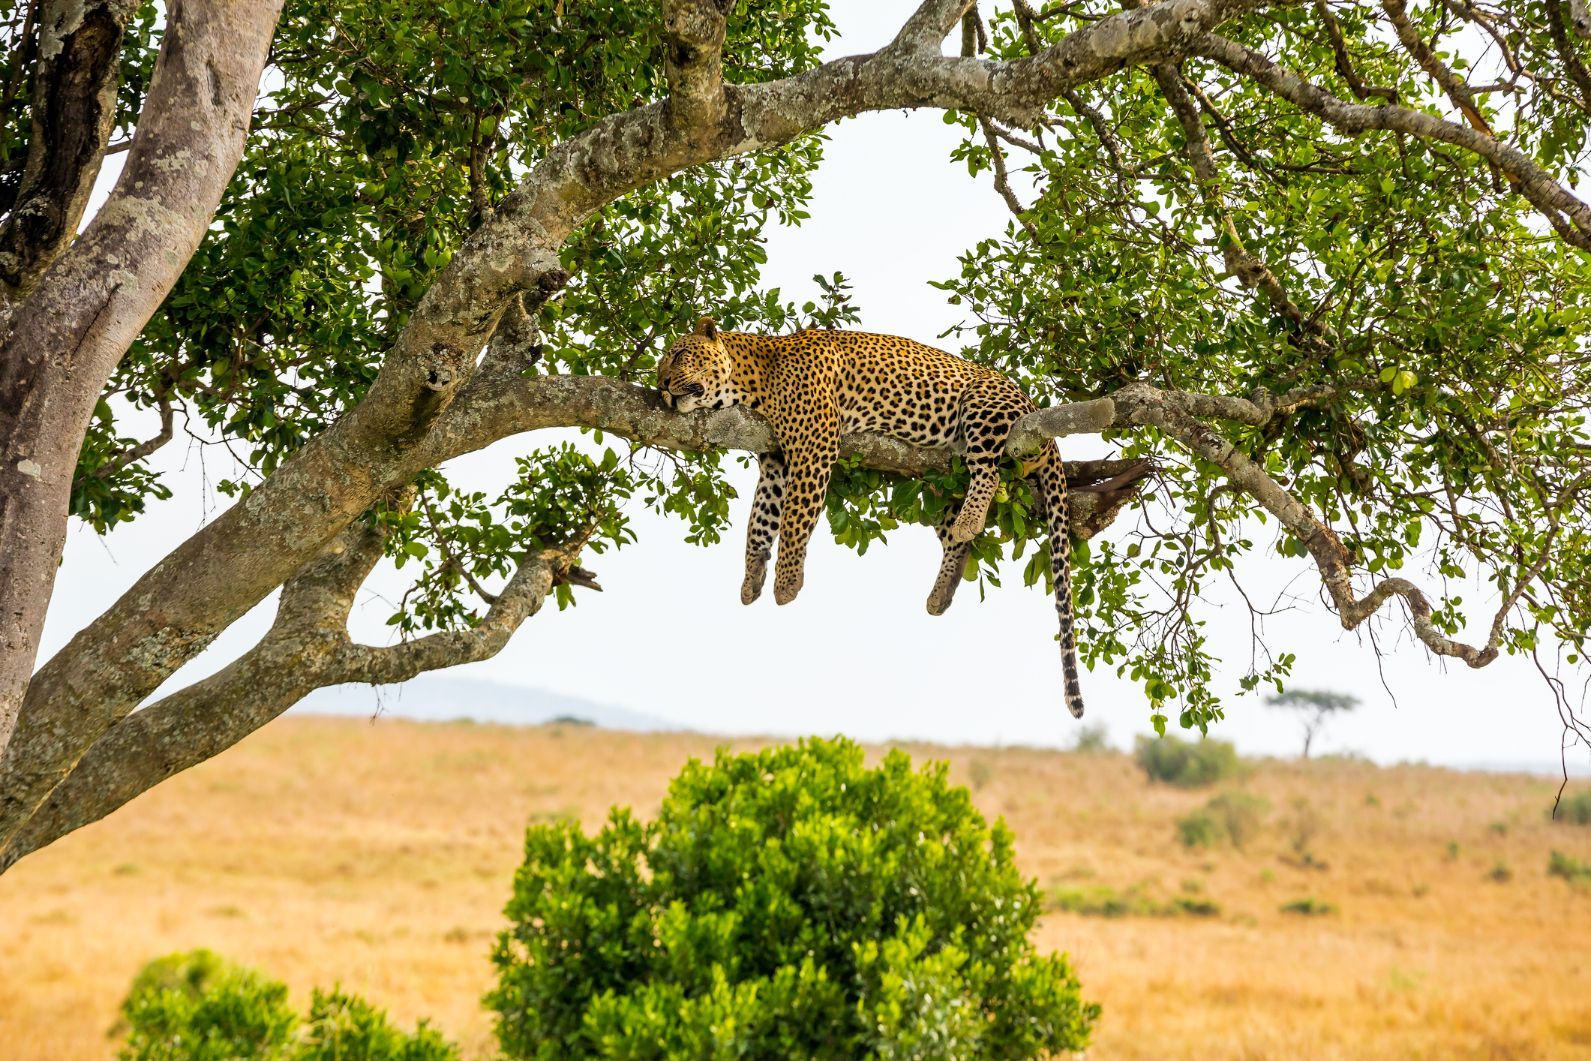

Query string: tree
[1267,688,1360,759]
[3,0,1591,873]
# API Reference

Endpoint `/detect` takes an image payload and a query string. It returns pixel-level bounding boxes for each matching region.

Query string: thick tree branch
[0,0,285,843]
[893,0,978,53]
[662,0,730,136]
[0,523,591,868]
[0,519,387,871]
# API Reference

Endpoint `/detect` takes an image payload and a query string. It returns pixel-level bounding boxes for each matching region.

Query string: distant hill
[294,675,682,732]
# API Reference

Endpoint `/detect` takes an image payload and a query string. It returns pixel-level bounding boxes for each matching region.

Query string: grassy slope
[1,716,1588,1059]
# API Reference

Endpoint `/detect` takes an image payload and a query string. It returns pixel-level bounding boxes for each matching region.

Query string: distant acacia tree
[1267,689,1360,760]
[4,0,1591,872]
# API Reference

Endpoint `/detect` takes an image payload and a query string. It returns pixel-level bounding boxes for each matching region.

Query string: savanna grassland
[1,716,1588,1059]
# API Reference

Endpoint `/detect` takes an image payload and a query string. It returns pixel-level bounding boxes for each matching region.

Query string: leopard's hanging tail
[1033,448,1086,718]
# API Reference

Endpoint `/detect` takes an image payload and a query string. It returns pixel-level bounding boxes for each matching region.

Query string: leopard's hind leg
[925,503,973,615]
[949,379,1031,544]
[741,453,785,605]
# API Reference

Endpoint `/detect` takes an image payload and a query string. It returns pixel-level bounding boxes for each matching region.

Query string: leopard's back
[773,329,1027,446]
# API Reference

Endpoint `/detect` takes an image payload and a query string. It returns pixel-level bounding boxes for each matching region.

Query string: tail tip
[1066,696,1085,719]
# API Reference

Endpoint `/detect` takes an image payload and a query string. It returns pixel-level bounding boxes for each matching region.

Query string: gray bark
[0,0,284,809]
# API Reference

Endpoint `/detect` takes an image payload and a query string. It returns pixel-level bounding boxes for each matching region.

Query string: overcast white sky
[38,5,1591,772]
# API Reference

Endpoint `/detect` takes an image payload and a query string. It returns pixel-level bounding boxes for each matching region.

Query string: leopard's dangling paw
[773,569,804,606]
[741,556,768,605]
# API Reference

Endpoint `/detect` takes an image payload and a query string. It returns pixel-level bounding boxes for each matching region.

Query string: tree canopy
[3,0,1591,870]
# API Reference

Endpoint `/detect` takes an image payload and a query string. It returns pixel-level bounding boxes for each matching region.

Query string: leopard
[657,316,1086,718]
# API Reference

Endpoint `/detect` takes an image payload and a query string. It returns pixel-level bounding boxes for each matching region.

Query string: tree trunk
[0,0,284,770]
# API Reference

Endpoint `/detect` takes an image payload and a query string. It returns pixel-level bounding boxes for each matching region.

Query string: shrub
[1046,883,1220,919]
[1279,897,1335,916]
[1283,798,1326,868]
[118,951,457,1060]
[487,737,1098,1059]
[1487,861,1513,883]
[1135,735,1242,788]
[1555,790,1591,825]
[1548,850,1591,885]
[1176,812,1223,849]
[1071,723,1112,754]
[1176,791,1269,850]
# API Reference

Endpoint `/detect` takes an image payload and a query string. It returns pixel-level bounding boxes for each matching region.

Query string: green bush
[487,737,1098,1059]
[1070,723,1112,754]
[1176,791,1269,850]
[1279,897,1335,916]
[1548,850,1591,884]
[1135,735,1243,788]
[118,951,457,1061]
[1555,790,1591,825]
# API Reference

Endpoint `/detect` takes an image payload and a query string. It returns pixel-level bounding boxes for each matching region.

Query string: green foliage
[1487,860,1513,884]
[119,952,297,1060]
[1135,735,1244,788]
[1547,850,1591,885]
[118,951,457,1060]
[1555,790,1591,826]
[487,737,1097,1059]
[923,3,1591,732]
[1177,791,1269,850]
[1279,897,1336,917]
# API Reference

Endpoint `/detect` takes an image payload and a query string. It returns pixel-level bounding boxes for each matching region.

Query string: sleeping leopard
[657,317,1086,718]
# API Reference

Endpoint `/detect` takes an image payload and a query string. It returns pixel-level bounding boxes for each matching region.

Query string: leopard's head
[657,316,732,413]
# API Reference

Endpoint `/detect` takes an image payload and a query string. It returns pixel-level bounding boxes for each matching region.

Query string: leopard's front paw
[948,510,984,545]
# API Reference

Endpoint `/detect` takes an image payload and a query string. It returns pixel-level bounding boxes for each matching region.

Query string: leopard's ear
[694,315,718,339]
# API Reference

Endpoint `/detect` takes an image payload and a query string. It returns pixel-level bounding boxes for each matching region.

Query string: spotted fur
[658,316,1086,717]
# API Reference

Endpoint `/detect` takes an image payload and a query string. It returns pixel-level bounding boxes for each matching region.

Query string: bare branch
[1114,382,1502,667]
[979,117,1039,237]
[86,394,175,480]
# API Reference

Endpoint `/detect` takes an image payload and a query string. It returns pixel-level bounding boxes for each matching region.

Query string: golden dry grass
[1,716,1589,1059]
